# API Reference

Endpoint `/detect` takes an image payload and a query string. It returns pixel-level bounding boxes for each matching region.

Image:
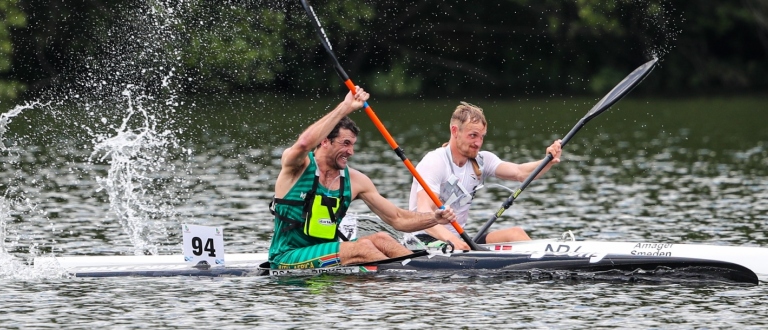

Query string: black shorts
[415,233,488,245]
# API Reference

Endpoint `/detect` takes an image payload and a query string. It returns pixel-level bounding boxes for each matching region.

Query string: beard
[460,144,479,158]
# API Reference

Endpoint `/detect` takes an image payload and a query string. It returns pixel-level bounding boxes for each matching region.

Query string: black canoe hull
[372,251,758,285]
[69,250,758,285]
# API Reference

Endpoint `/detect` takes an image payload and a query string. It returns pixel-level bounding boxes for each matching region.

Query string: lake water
[1,95,767,328]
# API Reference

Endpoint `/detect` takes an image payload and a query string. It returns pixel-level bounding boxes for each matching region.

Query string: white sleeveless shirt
[408,147,502,236]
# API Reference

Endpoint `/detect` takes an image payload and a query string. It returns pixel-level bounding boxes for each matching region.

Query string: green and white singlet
[268,152,352,269]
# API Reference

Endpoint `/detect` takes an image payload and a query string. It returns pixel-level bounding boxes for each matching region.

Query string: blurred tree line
[0,0,766,102]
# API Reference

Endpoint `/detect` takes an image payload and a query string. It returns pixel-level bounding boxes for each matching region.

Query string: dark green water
[1,95,767,328]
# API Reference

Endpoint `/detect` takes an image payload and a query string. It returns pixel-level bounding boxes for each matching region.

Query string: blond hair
[445,101,485,177]
[450,101,487,131]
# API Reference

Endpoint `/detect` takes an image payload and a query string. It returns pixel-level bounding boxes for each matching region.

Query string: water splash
[89,85,183,256]
[0,104,57,279]
[71,0,197,255]
[6,0,195,258]
[631,0,682,61]
[0,194,69,280]
[2,0,296,268]
[0,102,45,151]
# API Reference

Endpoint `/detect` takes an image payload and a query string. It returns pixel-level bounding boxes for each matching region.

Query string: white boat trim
[482,240,768,276]
[34,239,768,276]
[34,253,268,273]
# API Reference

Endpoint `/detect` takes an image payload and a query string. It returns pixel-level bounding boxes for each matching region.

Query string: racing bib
[439,174,473,209]
[303,194,340,240]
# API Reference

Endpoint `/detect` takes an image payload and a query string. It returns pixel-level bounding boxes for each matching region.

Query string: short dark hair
[317,116,360,149]
[328,116,360,141]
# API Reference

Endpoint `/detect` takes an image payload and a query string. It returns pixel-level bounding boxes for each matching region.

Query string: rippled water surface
[2,95,767,328]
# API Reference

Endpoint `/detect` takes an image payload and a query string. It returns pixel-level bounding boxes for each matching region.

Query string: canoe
[479,238,768,276]
[34,242,761,285]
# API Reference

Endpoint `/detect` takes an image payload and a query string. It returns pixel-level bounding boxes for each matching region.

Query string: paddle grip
[343,79,448,213]
[302,0,483,250]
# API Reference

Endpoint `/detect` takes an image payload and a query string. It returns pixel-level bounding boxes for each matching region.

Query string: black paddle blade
[473,58,660,242]
[300,0,333,50]
[299,0,351,82]
[585,58,658,121]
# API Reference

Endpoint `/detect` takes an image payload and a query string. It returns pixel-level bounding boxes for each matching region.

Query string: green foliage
[574,0,623,36]
[0,0,26,99]
[181,7,288,91]
[175,1,374,93]
[2,0,767,101]
[367,63,421,96]
[588,66,629,94]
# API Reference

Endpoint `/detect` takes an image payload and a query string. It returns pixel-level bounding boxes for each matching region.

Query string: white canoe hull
[484,240,768,276]
[34,240,768,277]
[34,253,268,275]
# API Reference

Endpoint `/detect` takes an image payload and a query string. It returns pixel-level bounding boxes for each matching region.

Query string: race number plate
[339,215,357,240]
[182,224,225,267]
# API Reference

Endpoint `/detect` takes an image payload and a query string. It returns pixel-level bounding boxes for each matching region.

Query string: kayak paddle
[473,58,659,242]
[298,0,485,251]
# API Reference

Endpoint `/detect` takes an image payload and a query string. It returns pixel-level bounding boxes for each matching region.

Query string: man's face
[323,128,357,170]
[453,121,486,159]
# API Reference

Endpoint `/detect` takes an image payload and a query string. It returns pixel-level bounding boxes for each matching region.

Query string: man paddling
[268,87,456,269]
[409,102,562,250]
